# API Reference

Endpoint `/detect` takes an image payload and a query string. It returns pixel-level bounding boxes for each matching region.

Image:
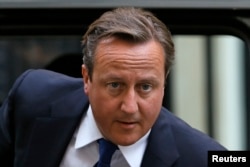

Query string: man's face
[82,37,165,146]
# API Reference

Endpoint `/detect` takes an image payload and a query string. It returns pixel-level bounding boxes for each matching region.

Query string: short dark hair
[82,7,175,80]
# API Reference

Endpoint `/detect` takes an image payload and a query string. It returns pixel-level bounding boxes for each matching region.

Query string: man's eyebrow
[138,77,160,85]
[137,74,160,80]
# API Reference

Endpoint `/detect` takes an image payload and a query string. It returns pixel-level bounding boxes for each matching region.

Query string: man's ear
[82,65,90,95]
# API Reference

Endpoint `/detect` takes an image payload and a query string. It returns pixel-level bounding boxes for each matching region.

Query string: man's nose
[120,88,139,114]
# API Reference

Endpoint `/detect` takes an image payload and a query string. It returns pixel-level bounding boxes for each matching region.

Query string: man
[0,7,225,167]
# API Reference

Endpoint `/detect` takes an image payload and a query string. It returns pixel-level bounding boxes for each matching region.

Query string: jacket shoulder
[13,69,83,100]
[154,108,226,166]
[163,108,225,149]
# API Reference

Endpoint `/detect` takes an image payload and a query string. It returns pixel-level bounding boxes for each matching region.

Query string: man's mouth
[117,120,137,129]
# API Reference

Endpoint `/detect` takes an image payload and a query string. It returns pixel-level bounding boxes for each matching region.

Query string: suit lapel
[23,88,89,167]
[141,110,180,167]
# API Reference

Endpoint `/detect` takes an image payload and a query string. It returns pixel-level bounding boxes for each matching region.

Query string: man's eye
[140,84,152,91]
[108,82,120,89]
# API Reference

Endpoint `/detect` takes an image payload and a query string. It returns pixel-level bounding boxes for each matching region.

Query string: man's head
[82,7,174,80]
[81,7,175,146]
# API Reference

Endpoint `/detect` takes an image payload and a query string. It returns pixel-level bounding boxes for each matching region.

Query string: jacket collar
[141,109,180,167]
[23,87,89,167]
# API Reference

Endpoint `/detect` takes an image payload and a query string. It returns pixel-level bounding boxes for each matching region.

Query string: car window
[171,35,246,150]
[0,36,82,103]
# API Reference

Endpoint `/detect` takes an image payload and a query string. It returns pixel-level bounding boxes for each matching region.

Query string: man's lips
[119,121,136,124]
[116,120,138,129]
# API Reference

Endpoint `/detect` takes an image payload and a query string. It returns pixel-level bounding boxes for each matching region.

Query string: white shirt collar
[75,106,102,148]
[75,105,150,167]
[118,131,150,167]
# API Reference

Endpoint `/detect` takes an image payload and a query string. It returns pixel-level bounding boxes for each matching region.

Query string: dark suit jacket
[0,69,225,167]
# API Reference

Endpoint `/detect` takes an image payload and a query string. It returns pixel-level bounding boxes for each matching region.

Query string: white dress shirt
[60,106,150,167]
